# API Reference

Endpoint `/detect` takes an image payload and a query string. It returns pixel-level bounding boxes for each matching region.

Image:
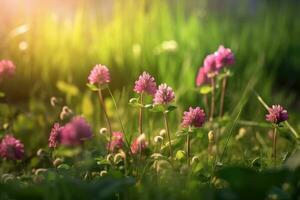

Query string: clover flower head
[215,45,234,69]
[153,83,175,105]
[107,132,124,152]
[134,72,157,96]
[48,123,63,148]
[181,107,206,128]
[203,54,218,75]
[88,64,110,85]
[0,135,24,160]
[196,67,209,87]
[266,105,288,124]
[61,116,93,146]
[0,60,16,80]
[130,133,148,155]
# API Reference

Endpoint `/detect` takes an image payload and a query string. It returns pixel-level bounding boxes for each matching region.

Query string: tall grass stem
[98,87,113,154]
[163,112,173,160]
[273,127,277,167]
[219,77,227,117]
[210,77,216,121]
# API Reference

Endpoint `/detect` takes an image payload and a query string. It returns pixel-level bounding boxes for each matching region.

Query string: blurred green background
[0,0,300,154]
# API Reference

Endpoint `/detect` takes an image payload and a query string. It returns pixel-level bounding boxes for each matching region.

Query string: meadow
[0,0,300,199]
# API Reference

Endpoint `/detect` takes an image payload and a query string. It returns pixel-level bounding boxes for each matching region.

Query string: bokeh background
[0,0,300,155]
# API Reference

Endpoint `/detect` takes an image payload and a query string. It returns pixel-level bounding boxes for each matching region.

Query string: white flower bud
[60,106,73,120]
[191,156,200,165]
[106,154,113,164]
[208,131,214,143]
[50,97,58,107]
[100,170,107,177]
[99,128,107,135]
[1,174,14,183]
[154,136,164,143]
[159,129,166,137]
[137,133,146,143]
[53,158,64,167]
[114,153,125,163]
[36,148,46,157]
[151,153,164,159]
[35,168,47,175]
[235,128,247,140]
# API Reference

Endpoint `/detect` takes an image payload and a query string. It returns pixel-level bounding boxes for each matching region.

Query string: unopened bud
[1,174,15,183]
[154,136,164,143]
[137,133,146,143]
[208,131,214,143]
[235,128,247,140]
[119,150,126,158]
[60,106,73,120]
[99,128,107,135]
[53,158,64,167]
[106,154,113,164]
[35,168,47,175]
[151,153,164,159]
[50,97,58,107]
[3,123,9,130]
[191,156,200,165]
[159,129,166,137]
[37,148,46,157]
[100,170,107,177]
[1,174,14,183]
[114,153,125,163]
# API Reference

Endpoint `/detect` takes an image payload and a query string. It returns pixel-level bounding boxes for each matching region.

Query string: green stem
[210,76,215,122]
[98,88,113,153]
[284,121,300,140]
[219,76,227,117]
[107,87,130,147]
[273,127,277,167]
[123,153,128,176]
[187,130,191,168]
[139,93,144,135]
[163,112,173,160]
[203,94,209,115]
[138,94,144,161]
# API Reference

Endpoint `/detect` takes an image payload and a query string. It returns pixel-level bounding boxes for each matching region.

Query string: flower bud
[60,106,73,120]
[154,136,164,143]
[129,98,136,104]
[106,154,113,164]
[100,170,107,177]
[1,174,14,183]
[119,150,126,158]
[151,153,164,159]
[191,156,200,165]
[37,148,46,157]
[50,97,58,107]
[235,128,246,140]
[99,128,107,135]
[34,168,47,176]
[2,123,9,130]
[137,133,146,143]
[159,129,166,137]
[208,131,214,143]
[131,133,148,155]
[53,158,64,167]
[114,153,125,163]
